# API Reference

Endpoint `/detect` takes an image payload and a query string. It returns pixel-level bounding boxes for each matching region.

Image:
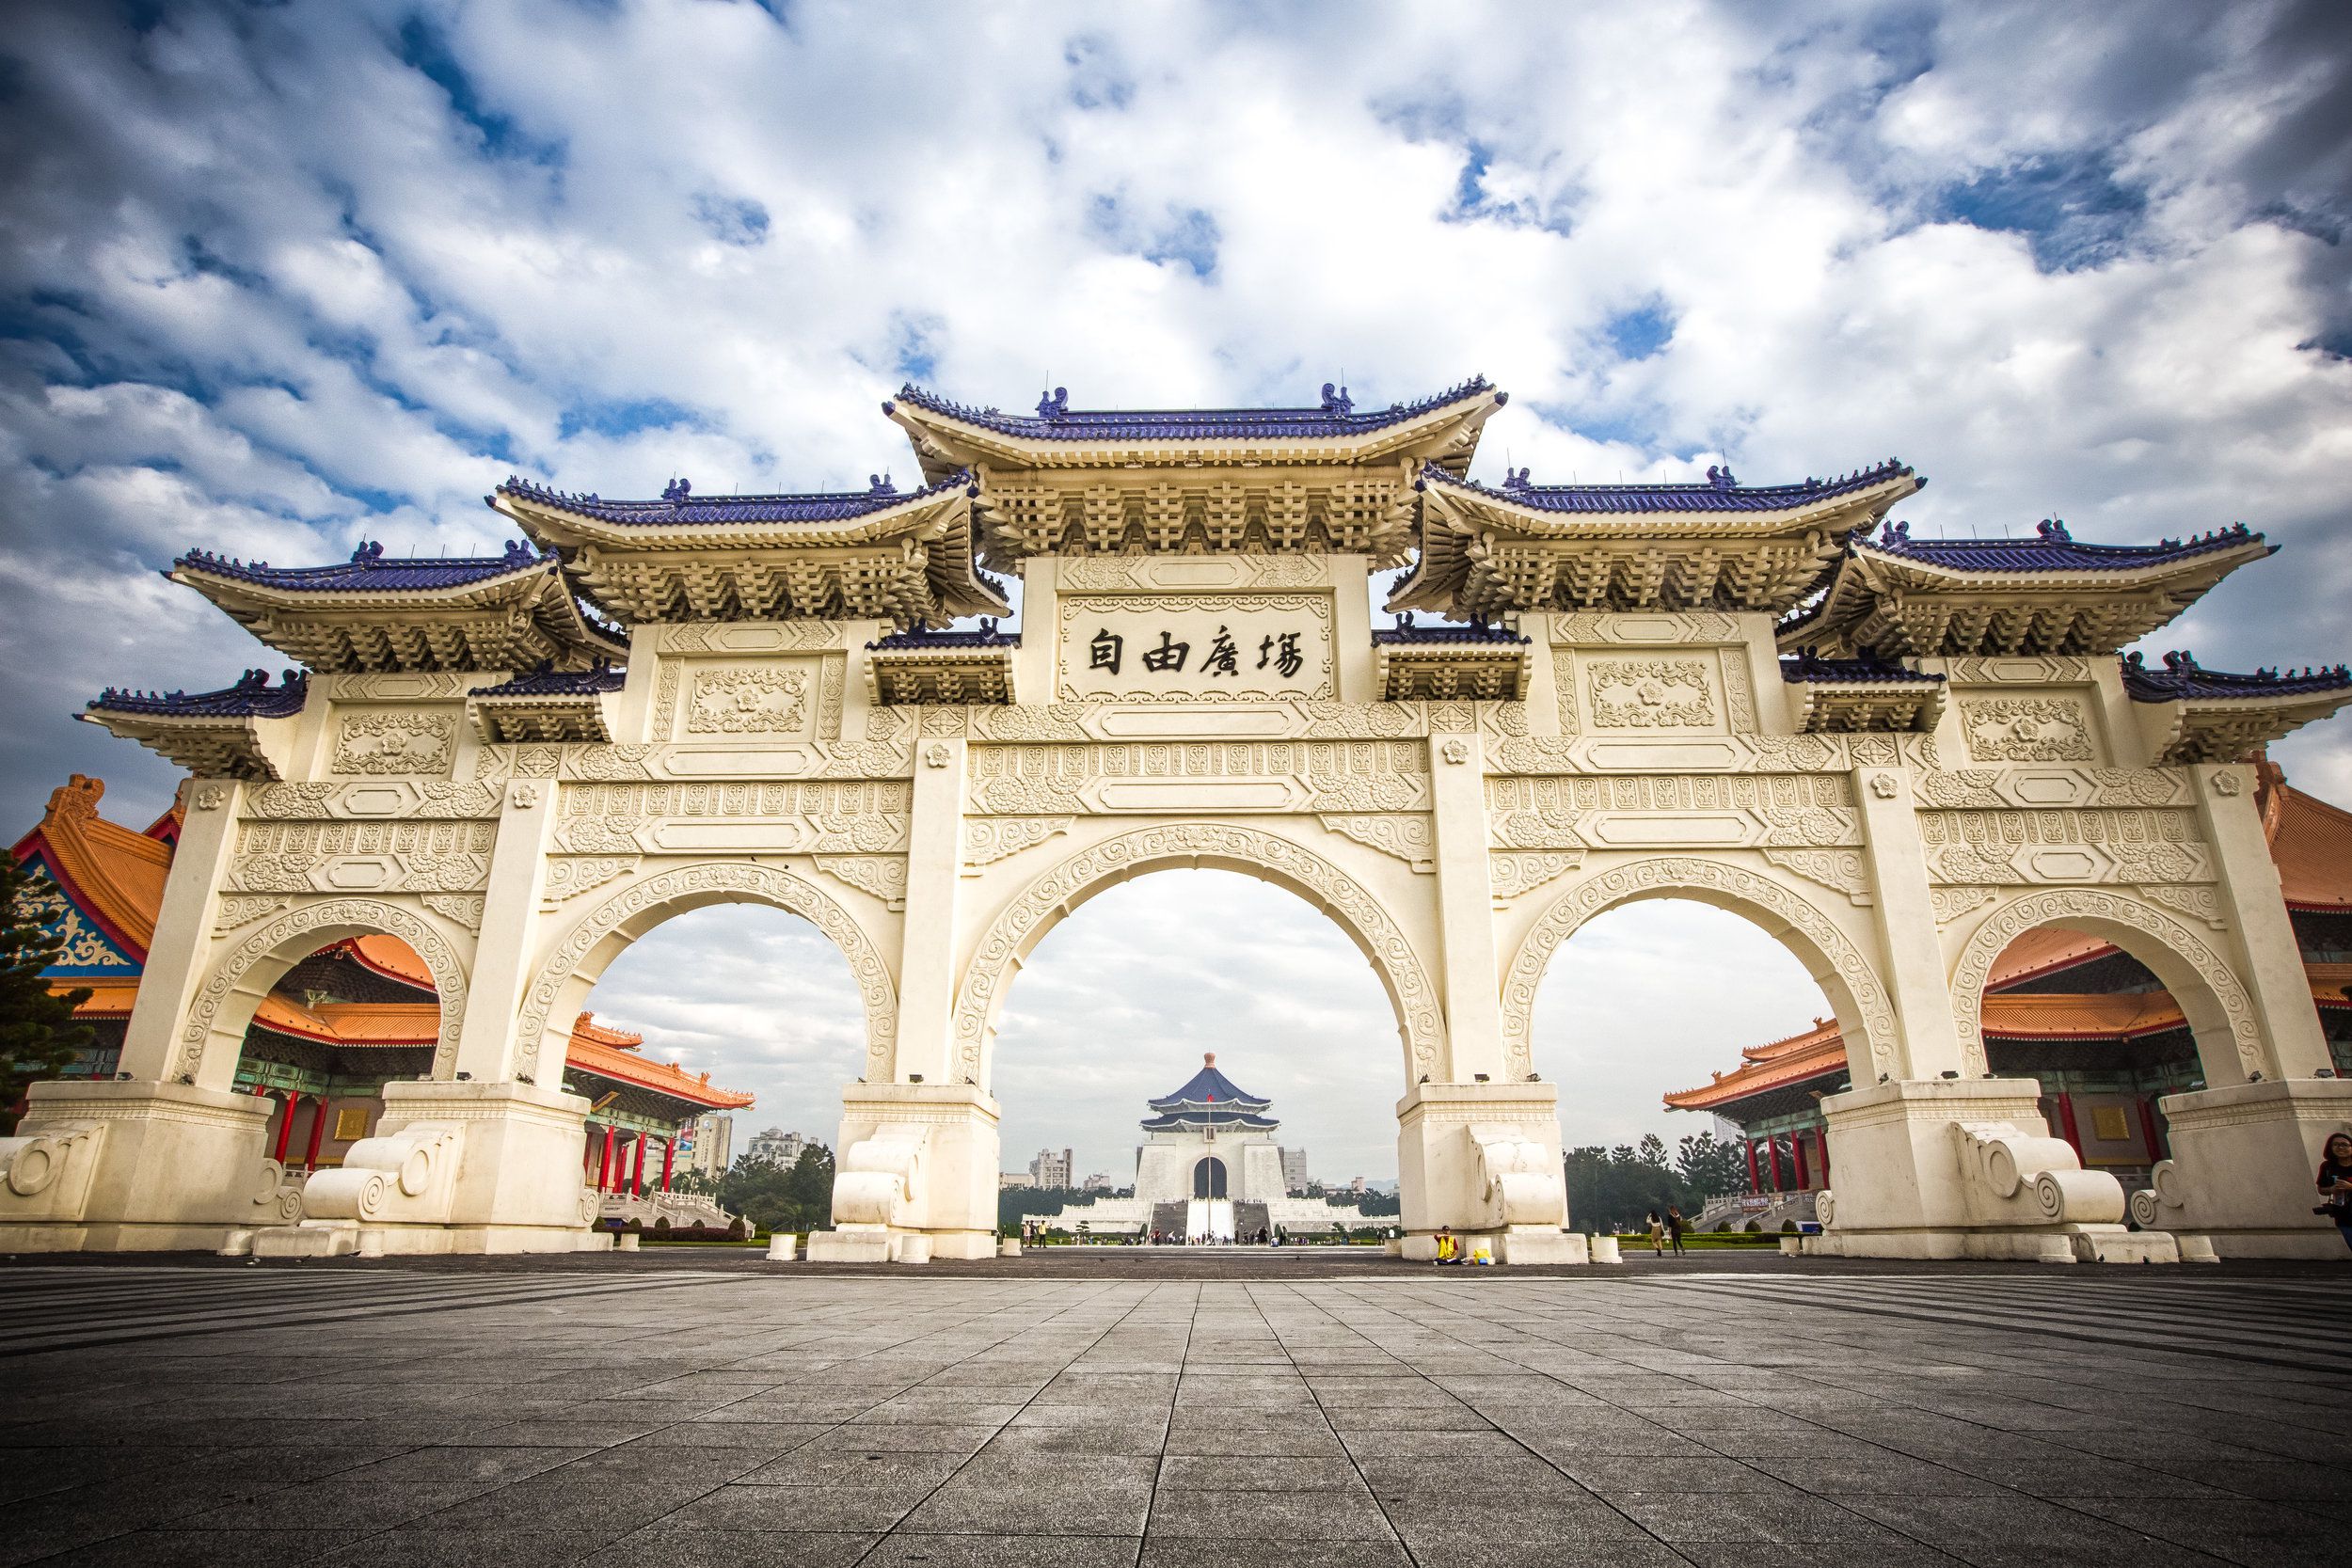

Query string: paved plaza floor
[2,1257,2345,1566]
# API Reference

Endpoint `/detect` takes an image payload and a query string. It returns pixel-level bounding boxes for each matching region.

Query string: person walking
[2318,1132,2352,1252]
[1645,1211,1665,1257]
[1665,1204,1688,1257]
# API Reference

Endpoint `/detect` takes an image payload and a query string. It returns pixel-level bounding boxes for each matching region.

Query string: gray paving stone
[1147,1486,1395,1541]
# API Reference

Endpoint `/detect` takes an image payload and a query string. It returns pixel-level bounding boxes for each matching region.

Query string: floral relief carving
[19,877,121,968]
[687,668,808,735]
[227,820,497,894]
[963,741,1429,815]
[1318,814,1437,872]
[818,654,847,738]
[1762,848,1874,904]
[542,856,637,902]
[421,895,486,931]
[519,863,895,1075]
[1587,658,1714,728]
[332,712,456,776]
[812,855,908,910]
[1487,851,1585,902]
[191,784,228,811]
[953,825,1445,1083]
[1949,888,2263,1079]
[181,898,469,1080]
[213,895,290,932]
[1551,651,1581,736]
[1961,696,2095,763]
[1917,808,2209,885]
[1502,858,1899,1079]
[2137,883,2229,929]
[962,816,1074,869]
[1930,886,1997,925]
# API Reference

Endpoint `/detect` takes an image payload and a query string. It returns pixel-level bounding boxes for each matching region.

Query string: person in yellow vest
[1434,1227,1456,1263]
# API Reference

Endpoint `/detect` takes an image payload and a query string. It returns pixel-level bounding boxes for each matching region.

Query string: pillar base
[1808,1078,2157,1262]
[1396,1080,1576,1259]
[2131,1079,2352,1258]
[808,1083,1000,1265]
[0,1080,294,1253]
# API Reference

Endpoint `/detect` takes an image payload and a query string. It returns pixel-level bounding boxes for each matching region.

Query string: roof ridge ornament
[349,540,385,563]
[1706,464,1738,489]
[1319,382,1353,415]
[2037,517,2072,541]
[1036,386,1069,420]
[660,477,691,502]
[1501,466,1531,491]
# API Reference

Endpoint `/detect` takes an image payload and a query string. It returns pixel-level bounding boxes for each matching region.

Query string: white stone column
[1426,732,1503,1083]
[452,777,559,1084]
[2193,763,2330,1081]
[118,780,244,1084]
[1851,766,1970,1081]
[892,737,967,1085]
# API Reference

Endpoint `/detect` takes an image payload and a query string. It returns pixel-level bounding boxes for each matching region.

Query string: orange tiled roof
[2265,772,2352,910]
[564,1028,755,1110]
[11,776,173,959]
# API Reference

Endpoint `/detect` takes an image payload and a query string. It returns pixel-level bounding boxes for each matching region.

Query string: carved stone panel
[686,666,812,736]
[331,710,457,777]
[1058,594,1335,704]
[1959,694,2099,764]
[1584,657,1720,731]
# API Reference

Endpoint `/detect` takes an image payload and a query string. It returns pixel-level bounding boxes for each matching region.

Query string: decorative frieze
[1762,848,1875,904]
[686,667,810,735]
[330,711,457,776]
[226,819,497,894]
[542,856,637,903]
[812,855,909,910]
[1958,695,2098,763]
[1586,657,1716,728]
[964,741,1429,815]
[1918,808,2210,886]
[1487,850,1584,903]
[962,816,1074,870]
[553,780,911,855]
[246,781,502,819]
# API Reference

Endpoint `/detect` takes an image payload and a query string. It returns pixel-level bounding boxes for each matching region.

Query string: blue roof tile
[1780,653,1944,685]
[886,377,1499,443]
[867,619,1019,651]
[469,666,626,699]
[2121,650,2352,703]
[1140,1109,1281,1132]
[496,469,974,525]
[176,539,551,592]
[1868,516,2267,572]
[88,668,309,719]
[1425,457,1915,515]
[1375,612,1528,645]
[1149,1055,1269,1113]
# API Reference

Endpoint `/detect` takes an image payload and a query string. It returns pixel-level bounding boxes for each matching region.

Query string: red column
[272,1093,297,1163]
[1766,1135,1784,1193]
[596,1125,615,1191]
[302,1095,328,1171]
[1792,1134,1810,1190]
[660,1138,675,1193]
[630,1133,648,1196]
[1815,1129,1831,1187]
[2137,1097,2168,1162]
[1744,1138,1760,1195]
[2054,1092,2083,1156]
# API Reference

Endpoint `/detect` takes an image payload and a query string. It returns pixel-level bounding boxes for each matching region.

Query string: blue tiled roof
[469,666,626,699]
[1424,457,1915,514]
[495,469,975,525]
[1375,613,1528,645]
[176,539,550,592]
[1867,517,2268,572]
[1140,1109,1281,1133]
[886,377,1500,443]
[1150,1057,1269,1113]
[1780,653,1944,685]
[88,669,309,719]
[2121,650,2352,703]
[867,619,1020,651]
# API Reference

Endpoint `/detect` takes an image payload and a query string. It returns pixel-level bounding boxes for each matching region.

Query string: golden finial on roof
[47,774,103,821]
[1204,1052,1216,1067]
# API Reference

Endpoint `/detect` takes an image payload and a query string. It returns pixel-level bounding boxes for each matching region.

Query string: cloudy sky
[7,2,2348,1179]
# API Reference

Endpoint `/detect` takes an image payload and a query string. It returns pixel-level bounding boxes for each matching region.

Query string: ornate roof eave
[2124,656,2352,766]
[491,482,1010,628]
[1390,463,1918,619]
[465,669,620,744]
[8,775,171,958]
[1780,531,2275,658]
[1780,654,1947,735]
[865,625,1019,706]
[1373,618,1532,703]
[882,383,1507,485]
[77,707,294,781]
[170,554,628,673]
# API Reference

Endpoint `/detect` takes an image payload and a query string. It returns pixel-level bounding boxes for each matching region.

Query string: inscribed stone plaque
[1058,593,1334,703]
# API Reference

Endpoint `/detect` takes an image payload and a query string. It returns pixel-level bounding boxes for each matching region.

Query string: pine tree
[0,856,93,1132]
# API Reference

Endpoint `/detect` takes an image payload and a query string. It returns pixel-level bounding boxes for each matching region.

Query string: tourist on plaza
[1645,1212,1665,1256]
[1665,1205,1688,1257]
[2317,1132,2352,1250]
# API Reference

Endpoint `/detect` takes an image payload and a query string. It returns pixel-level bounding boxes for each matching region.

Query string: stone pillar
[1851,767,1969,1080]
[117,781,244,1085]
[451,778,559,1083]
[1425,732,1504,1083]
[2123,765,2352,1257]
[1394,1082,1584,1264]
[892,737,968,1085]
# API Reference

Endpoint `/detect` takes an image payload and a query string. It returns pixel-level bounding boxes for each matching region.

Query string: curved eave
[1419,467,1920,540]
[564,1034,755,1110]
[494,483,976,553]
[885,388,1505,484]
[1849,537,2272,594]
[12,788,172,958]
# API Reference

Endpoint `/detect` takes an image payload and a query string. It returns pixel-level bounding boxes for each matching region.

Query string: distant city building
[1280,1148,1308,1195]
[1082,1172,1113,1191]
[748,1128,812,1167]
[1348,1177,1368,1195]
[1029,1148,1074,1188]
[678,1113,734,1179]
[998,1172,1036,1189]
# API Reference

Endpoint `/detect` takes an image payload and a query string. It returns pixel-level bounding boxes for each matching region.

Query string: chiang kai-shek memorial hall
[7,375,2352,1261]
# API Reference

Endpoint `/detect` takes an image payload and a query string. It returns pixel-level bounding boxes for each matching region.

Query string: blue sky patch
[1934,152,2148,272]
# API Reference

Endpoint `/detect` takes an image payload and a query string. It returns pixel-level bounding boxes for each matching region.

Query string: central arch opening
[988,866,1405,1246]
[1527,895,1847,1243]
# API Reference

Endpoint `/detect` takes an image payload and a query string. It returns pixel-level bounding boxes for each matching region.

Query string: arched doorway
[983,858,1411,1247]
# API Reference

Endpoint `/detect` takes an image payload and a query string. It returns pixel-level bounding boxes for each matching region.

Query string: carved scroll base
[1392,1082,1587,1264]
[0,1081,279,1253]
[2130,1079,2352,1259]
[1802,1078,2179,1264]
[806,1083,1002,1262]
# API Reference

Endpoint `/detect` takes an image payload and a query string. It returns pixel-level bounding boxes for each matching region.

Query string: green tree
[1674,1132,1749,1200]
[717,1142,834,1233]
[0,857,91,1133]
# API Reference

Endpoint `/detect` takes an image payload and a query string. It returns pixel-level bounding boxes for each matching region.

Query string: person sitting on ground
[1645,1211,1665,1257]
[1434,1226,1456,1264]
[2317,1132,2352,1252]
